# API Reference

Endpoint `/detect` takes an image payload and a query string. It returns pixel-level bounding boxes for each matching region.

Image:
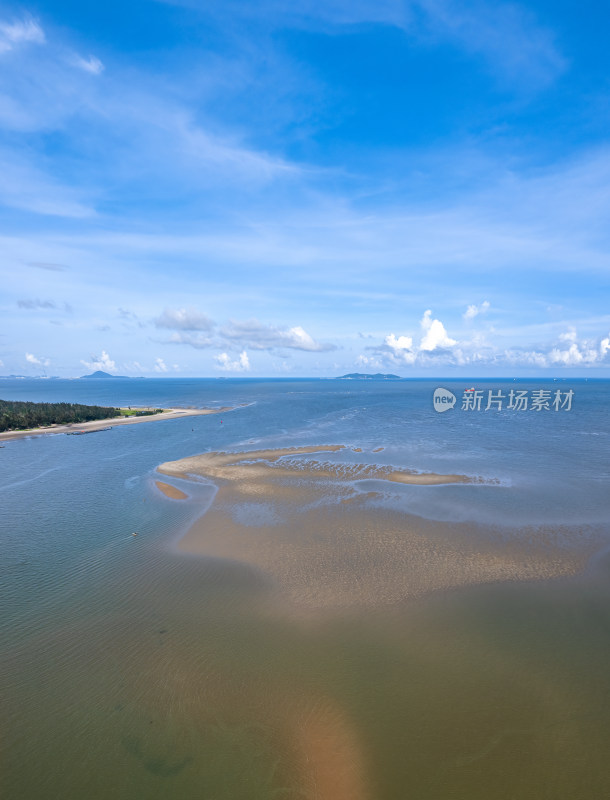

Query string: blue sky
[1,0,609,377]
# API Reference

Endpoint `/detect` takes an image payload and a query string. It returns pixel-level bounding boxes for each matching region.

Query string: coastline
[0,406,233,442]
[157,446,595,612]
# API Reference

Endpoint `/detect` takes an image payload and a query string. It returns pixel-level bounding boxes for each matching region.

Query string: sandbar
[156,446,596,612]
[155,481,188,500]
[0,406,234,442]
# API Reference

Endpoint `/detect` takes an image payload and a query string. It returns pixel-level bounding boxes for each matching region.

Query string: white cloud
[463,300,490,320]
[214,350,250,372]
[368,312,610,369]
[0,16,45,54]
[385,333,413,352]
[549,341,598,366]
[220,319,335,351]
[0,358,4,367]
[483,328,610,369]
[80,350,116,373]
[378,310,458,366]
[154,307,214,331]
[73,55,104,75]
[384,333,416,365]
[25,352,50,367]
[558,327,577,343]
[419,309,458,351]
[154,357,168,373]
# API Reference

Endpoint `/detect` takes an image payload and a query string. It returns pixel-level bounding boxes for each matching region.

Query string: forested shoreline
[0,399,120,432]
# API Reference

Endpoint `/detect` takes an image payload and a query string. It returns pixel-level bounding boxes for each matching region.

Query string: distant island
[79,370,129,380]
[338,373,401,380]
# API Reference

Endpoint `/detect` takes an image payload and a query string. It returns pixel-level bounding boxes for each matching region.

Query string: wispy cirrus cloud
[0,16,45,54]
[73,54,104,75]
[166,0,565,90]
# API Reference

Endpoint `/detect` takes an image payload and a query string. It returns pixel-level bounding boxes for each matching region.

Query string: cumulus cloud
[154,357,168,373]
[384,333,416,365]
[549,334,600,366]
[0,358,4,367]
[0,16,45,54]
[365,310,610,370]
[154,307,214,331]
[420,309,458,351]
[496,329,610,368]
[73,55,104,75]
[214,350,250,372]
[220,319,335,351]
[25,352,50,366]
[463,300,490,320]
[80,350,116,373]
[378,310,458,366]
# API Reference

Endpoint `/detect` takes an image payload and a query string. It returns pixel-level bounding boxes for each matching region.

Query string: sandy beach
[0,406,233,442]
[157,446,595,612]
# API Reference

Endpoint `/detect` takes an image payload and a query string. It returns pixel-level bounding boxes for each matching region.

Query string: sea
[2,377,610,799]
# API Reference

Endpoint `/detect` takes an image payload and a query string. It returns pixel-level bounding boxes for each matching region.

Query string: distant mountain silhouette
[79,370,129,380]
[338,373,401,380]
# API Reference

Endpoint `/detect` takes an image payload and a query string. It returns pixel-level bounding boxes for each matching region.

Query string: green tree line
[0,399,120,432]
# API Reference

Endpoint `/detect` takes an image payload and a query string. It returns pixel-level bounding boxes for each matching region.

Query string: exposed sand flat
[155,481,188,500]
[158,445,477,486]
[155,446,596,612]
[0,406,233,442]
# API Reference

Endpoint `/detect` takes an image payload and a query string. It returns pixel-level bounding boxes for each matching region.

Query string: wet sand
[155,481,188,500]
[157,446,594,612]
[0,406,233,442]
